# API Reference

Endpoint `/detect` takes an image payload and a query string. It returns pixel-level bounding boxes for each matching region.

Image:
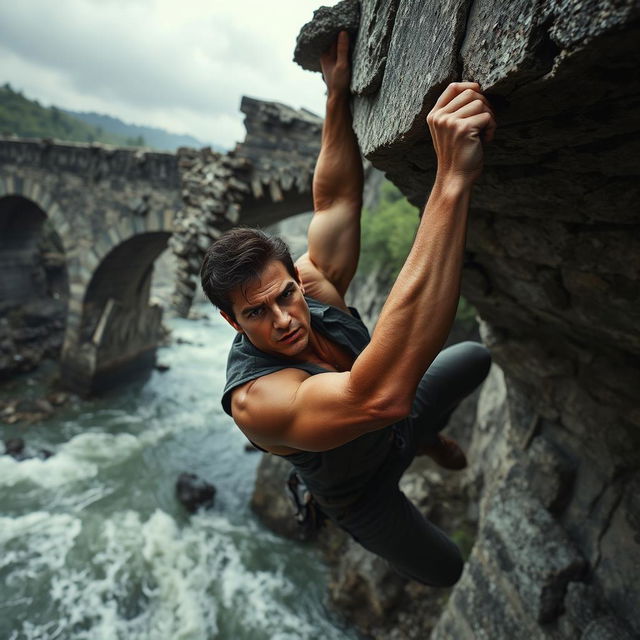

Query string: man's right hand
[427,82,496,187]
[320,30,351,96]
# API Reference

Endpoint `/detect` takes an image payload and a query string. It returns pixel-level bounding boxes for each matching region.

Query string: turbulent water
[0,308,358,640]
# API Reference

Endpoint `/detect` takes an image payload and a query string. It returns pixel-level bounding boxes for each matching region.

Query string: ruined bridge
[0,97,322,393]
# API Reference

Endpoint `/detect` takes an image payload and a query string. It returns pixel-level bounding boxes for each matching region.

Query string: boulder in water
[175,472,216,513]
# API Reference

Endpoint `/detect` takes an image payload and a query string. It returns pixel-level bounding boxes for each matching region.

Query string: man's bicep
[304,200,361,296]
[233,370,391,452]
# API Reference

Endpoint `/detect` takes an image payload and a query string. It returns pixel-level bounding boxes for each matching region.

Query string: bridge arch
[0,193,70,374]
[0,193,69,305]
[60,230,173,394]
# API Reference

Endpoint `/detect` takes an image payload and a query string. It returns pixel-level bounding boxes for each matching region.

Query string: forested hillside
[65,110,213,152]
[357,180,476,326]
[0,83,144,146]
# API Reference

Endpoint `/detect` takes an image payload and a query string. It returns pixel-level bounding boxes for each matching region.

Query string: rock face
[294,1,640,638]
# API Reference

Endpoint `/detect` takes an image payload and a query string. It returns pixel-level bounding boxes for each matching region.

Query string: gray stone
[581,616,636,640]
[352,0,470,158]
[596,473,640,636]
[482,484,587,623]
[560,582,605,636]
[500,431,578,517]
[250,452,301,540]
[326,533,406,632]
[351,0,399,95]
[175,472,216,513]
[293,0,361,73]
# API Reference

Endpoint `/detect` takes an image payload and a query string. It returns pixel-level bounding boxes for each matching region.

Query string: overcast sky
[0,0,339,148]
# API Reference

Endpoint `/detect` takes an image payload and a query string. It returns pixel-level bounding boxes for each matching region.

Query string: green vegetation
[0,83,145,147]
[358,179,476,323]
[359,179,419,280]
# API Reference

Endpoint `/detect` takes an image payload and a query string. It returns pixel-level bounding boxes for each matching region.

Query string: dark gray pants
[324,341,491,587]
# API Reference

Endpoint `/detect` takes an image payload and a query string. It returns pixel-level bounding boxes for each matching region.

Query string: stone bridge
[0,97,323,393]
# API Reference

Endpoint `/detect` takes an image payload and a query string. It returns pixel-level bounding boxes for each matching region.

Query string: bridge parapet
[0,137,179,184]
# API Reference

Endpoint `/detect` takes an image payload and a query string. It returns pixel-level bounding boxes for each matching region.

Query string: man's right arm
[234,82,496,452]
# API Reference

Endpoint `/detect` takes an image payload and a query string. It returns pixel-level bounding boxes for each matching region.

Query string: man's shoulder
[296,253,351,313]
[230,367,311,427]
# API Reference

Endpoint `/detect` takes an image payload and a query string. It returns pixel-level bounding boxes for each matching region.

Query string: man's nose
[272,306,290,328]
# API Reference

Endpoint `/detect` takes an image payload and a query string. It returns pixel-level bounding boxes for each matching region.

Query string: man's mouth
[279,328,301,343]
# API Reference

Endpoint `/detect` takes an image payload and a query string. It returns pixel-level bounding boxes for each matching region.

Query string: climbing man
[200,31,496,586]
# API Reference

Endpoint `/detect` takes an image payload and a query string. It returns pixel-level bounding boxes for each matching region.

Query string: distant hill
[0,83,225,152]
[0,83,138,147]
[65,110,225,153]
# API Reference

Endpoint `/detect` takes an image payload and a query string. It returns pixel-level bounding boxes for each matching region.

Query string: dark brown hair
[200,227,296,320]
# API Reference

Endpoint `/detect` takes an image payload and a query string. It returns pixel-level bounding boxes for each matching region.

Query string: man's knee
[460,341,492,382]
[438,549,464,587]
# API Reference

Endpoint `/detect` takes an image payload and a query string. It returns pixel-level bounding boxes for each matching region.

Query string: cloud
[0,0,332,147]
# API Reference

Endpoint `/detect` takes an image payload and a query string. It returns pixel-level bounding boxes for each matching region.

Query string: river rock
[3,437,54,461]
[250,453,301,539]
[175,472,216,513]
[4,437,26,459]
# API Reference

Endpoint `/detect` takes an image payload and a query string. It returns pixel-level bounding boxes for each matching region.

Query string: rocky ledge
[294,1,640,638]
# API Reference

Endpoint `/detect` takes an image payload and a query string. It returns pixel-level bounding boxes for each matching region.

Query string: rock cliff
[293,1,640,638]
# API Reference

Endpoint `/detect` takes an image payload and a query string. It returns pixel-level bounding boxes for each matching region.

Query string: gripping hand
[320,31,351,95]
[427,82,497,186]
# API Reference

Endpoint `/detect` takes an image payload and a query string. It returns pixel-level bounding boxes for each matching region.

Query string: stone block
[67,297,83,316]
[549,0,639,50]
[116,217,134,242]
[80,248,100,273]
[581,616,636,640]
[94,232,112,261]
[162,208,174,231]
[482,484,587,623]
[559,582,604,636]
[597,473,640,636]
[145,208,164,232]
[107,226,121,246]
[351,0,399,96]
[506,435,576,514]
[433,557,536,640]
[352,0,469,157]
[461,0,555,92]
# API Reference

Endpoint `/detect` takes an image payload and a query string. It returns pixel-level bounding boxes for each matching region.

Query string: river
[0,305,359,640]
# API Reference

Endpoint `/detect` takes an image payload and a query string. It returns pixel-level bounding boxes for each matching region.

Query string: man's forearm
[313,91,363,211]
[348,177,472,416]
[343,81,495,423]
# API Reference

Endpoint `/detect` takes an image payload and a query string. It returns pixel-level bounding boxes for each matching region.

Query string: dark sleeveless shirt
[221,296,393,504]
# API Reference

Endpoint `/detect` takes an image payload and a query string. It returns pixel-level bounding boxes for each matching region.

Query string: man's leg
[410,341,491,448]
[331,480,464,587]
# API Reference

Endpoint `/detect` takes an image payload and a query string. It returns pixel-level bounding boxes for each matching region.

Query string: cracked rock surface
[294,1,640,638]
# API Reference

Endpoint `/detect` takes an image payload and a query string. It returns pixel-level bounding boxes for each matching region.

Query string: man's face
[222,260,311,358]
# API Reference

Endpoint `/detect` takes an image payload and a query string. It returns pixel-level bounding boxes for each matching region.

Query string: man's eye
[282,289,293,298]
[248,308,263,318]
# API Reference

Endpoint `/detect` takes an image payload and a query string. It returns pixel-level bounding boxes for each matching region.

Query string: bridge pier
[60,298,163,395]
[59,230,171,395]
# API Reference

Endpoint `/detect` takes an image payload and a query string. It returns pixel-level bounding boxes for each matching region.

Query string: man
[201,32,495,587]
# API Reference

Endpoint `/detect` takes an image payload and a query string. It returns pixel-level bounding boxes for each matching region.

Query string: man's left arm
[297,31,363,299]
